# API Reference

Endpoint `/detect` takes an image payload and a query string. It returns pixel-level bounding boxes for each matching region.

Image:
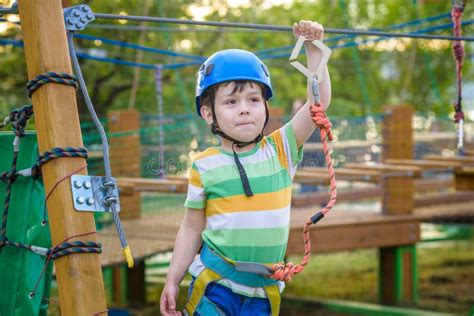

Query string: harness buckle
[234,261,273,276]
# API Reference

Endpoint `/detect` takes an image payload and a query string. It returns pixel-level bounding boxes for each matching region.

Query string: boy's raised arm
[290,20,332,148]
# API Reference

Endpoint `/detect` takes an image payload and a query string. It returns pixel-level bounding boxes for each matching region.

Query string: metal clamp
[71,175,120,212]
[289,35,332,84]
[63,5,95,31]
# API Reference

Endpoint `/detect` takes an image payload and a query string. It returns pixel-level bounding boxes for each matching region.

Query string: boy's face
[201,82,267,143]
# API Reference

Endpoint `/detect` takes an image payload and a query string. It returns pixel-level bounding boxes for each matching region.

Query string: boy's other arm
[160,207,205,315]
[166,207,206,285]
[290,21,332,148]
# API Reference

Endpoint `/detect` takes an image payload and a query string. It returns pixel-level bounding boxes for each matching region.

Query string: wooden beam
[287,210,420,254]
[117,177,188,193]
[17,1,107,315]
[414,191,474,207]
[292,187,381,207]
[298,167,383,183]
[344,163,422,178]
[384,159,463,172]
[291,178,455,207]
[423,154,474,165]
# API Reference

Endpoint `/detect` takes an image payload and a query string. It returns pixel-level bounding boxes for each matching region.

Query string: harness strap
[185,268,222,315]
[264,284,281,316]
[185,244,281,315]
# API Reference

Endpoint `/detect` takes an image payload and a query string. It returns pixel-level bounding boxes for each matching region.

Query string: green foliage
[0,0,472,119]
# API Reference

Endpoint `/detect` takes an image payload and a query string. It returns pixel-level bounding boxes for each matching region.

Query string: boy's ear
[200,105,213,125]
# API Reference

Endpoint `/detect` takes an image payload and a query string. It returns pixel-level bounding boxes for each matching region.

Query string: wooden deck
[98,201,474,267]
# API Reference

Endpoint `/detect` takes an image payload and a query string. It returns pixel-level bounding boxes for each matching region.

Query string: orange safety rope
[269,102,337,282]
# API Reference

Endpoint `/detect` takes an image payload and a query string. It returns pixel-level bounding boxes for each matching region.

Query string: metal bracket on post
[71,175,120,212]
[289,35,332,84]
[63,5,95,32]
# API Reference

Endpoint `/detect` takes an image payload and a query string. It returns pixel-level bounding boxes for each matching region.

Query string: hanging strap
[232,143,254,197]
[451,1,466,153]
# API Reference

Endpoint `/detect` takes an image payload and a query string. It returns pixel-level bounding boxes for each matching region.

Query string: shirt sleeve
[184,162,206,209]
[268,121,304,178]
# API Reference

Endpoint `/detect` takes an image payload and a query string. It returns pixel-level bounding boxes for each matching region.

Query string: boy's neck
[220,139,258,154]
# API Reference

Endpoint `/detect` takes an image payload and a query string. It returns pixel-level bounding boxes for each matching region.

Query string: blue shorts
[187,277,271,316]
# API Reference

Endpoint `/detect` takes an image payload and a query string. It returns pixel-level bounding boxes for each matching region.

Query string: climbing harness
[451,0,466,154]
[185,244,281,316]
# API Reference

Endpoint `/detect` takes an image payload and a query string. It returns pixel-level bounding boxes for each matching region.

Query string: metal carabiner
[289,35,332,103]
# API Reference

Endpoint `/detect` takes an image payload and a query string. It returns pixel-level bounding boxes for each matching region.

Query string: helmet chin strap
[209,95,269,197]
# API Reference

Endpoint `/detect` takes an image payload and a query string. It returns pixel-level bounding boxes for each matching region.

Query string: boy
[160,20,331,316]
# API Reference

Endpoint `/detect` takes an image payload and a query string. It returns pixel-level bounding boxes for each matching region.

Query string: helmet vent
[205,64,214,76]
[261,64,269,77]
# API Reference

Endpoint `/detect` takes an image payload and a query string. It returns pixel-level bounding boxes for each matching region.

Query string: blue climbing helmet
[195,49,273,116]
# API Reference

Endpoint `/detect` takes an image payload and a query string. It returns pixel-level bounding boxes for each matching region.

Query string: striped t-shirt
[185,122,303,297]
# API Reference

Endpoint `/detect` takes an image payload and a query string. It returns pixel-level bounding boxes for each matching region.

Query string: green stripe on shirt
[206,168,292,200]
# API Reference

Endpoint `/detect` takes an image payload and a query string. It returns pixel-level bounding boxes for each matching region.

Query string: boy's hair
[200,80,267,108]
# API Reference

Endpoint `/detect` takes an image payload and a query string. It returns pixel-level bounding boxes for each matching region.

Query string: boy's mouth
[235,122,254,127]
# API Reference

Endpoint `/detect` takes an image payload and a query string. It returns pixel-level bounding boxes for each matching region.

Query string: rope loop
[26,72,78,98]
[47,240,102,260]
[0,169,18,184]
[6,105,34,138]
[310,103,333,141]
[32,147,88,178]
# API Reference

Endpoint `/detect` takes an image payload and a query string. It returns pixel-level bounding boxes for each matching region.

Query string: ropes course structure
[0,1,472,314]
[93,12,474,41]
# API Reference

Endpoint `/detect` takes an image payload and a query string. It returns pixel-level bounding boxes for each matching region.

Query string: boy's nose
[239,102,250,115]
[240,108,250,115]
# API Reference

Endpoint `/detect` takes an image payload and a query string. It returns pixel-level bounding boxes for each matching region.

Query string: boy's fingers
[293,22,299,36]
[301,20,308,35]
[160,295,168,314]
[309,23,316,39]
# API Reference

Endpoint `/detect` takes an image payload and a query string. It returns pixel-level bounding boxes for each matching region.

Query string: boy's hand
[293,20,324,41]
[160,283,182,316]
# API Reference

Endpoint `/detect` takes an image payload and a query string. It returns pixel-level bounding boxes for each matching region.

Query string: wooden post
[380,105,418,305]
[455,167,474,191]
[108,109,142,219]
[108,109,145,304]
[381,105,414,214]
[108,109,142,178]
[18,2,107,315]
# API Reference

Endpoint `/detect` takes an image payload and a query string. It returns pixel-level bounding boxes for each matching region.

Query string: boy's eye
[225,99,236,105]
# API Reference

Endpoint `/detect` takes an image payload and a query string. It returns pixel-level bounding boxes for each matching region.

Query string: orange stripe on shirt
[189,167,203,188]
[205,186,292,217]
[270,129,289,171]
[193,147,221,161]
